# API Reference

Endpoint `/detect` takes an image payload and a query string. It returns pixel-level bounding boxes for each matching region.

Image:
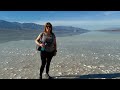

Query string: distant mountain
[0,20,43,30]
[0,20,89,32]
[21,23,43,30]
[0,20,22,30]
[0,20,90,43]
[53,26,89,36]
[97,27,120,32]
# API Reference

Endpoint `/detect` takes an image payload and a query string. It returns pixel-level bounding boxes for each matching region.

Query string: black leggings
[40,51,54,76]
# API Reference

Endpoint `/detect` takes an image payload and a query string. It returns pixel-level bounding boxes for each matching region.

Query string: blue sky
[0,11,120,30]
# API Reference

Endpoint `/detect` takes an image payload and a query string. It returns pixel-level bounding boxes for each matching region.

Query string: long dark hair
[43,22,53,34]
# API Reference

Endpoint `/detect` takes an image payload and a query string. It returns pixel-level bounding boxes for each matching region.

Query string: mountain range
[0,20,43,30]
[97,27,120,32]
[0,20,90,43]
[0,20,89,31]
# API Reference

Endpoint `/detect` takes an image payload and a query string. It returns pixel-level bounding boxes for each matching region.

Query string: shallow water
[0,31,120,79]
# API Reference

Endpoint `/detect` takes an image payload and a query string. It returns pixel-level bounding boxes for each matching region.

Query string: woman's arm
[54,35,57,52]
[35,33,43,46]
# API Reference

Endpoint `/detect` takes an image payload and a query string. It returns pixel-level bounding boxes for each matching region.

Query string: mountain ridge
[0,20,90,43]
[0,20,89,32]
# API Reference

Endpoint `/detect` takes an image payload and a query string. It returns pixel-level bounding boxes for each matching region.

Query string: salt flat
[0,31,120,79]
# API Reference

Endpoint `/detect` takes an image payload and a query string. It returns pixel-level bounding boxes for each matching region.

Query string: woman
[35,22,57,79]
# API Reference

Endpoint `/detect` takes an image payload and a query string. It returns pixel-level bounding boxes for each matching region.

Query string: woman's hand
[53,50,57,56]
[39,43,45,47]
[53,52,56,56]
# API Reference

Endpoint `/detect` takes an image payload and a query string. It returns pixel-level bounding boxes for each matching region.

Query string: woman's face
[46,25,51,33]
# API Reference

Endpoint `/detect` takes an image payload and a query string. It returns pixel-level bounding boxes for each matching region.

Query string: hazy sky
[0,11,120,30]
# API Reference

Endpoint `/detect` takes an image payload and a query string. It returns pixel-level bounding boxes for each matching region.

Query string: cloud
[35,19,120,25]
[34,19,120,26]
[103,11,120,16]
[33,19,120,30]
[2,16,16,20]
